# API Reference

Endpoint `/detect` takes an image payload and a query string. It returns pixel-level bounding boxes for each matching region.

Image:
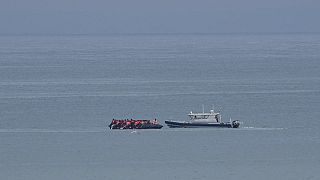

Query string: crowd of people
[109,119,160,129]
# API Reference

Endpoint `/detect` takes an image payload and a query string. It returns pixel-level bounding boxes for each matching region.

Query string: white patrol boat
[165,107,240,128]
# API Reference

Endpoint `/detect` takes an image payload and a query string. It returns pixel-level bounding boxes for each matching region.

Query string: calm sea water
[1,34,320,180]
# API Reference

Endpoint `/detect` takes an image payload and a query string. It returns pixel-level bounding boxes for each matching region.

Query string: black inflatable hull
[165,120,240,128]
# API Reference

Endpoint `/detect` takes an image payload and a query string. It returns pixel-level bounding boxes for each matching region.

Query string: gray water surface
[1,34,320,180]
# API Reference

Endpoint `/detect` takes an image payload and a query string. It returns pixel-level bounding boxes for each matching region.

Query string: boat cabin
[188,110,221,123]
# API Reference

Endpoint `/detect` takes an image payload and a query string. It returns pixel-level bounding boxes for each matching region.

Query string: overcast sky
[0,0,319,34]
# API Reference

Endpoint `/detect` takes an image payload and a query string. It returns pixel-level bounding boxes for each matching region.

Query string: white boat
[165,107,240,128]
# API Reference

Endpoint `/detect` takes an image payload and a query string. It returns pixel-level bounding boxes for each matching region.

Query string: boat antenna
[212,104,215,113]
[202,104,204,113]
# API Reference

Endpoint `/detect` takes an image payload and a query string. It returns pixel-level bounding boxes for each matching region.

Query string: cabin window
[191,115,209,119]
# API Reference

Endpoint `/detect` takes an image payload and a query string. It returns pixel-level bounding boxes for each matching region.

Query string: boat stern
[231,120,240,128]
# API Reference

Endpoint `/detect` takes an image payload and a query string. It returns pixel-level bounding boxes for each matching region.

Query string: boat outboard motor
[232,120,240,128]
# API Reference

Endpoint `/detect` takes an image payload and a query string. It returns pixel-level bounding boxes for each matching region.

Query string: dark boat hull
[165,120,240,128]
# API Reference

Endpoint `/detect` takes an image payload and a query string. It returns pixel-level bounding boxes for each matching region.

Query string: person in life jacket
[125,120,131,129]
[109,119,119,129]
[134,120,141,128]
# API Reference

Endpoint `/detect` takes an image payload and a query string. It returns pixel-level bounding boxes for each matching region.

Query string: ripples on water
[0,34,320,180]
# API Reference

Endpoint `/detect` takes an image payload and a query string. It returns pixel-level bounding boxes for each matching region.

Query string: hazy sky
[0,0,319,34]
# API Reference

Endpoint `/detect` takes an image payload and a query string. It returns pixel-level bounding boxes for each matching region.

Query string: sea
[0,33,319,180]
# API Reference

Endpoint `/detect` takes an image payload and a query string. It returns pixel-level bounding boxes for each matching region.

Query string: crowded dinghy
[109,119,163,129]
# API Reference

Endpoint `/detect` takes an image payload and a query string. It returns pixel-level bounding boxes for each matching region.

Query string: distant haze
[0,0,319,34]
